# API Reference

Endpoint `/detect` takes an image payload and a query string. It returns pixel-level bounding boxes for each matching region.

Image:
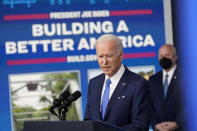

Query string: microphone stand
[49,90,81,121]
[60,100,71,120]
[49,107,62,120]
[61,108,68,120]
[49,99,70,121]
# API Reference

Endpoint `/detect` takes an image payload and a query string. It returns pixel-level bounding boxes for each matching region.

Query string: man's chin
[103,71,111,76]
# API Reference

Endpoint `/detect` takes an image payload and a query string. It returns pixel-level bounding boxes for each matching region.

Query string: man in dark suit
[84,34,151,131]
[149,44,183,131]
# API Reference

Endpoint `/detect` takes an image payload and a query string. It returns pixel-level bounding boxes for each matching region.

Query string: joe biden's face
[96,40,123,78]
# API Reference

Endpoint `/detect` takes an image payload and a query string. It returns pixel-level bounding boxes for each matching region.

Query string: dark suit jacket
[84,67,151,131]
[149,68,183,130]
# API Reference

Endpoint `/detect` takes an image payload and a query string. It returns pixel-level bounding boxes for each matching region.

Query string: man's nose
[103,57,108,65]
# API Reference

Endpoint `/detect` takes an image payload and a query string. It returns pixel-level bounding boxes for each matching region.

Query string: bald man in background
[149,44,183,131]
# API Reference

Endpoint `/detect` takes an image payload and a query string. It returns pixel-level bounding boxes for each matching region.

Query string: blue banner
[0,0,165,130]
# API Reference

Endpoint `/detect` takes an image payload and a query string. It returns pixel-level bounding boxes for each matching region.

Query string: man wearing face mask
[149,44,183,131]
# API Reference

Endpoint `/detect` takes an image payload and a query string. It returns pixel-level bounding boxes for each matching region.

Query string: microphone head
[70,90,81,102]
[59,90,70,101]
[59,85,70,101]
[60,90,81,109]
[53,98,60,105]
[51,85,70,109]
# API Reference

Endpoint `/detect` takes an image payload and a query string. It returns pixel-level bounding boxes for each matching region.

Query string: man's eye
[107,54,114,57]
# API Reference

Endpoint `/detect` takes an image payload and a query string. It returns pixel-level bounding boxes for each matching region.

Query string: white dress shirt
[100,64,125,110]
[162,65,177,86]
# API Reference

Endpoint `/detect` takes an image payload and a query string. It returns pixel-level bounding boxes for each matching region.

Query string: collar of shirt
[100,64,125,109]
[162,64,177,85]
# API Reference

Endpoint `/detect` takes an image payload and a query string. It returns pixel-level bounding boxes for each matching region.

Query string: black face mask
[159,57,172,70]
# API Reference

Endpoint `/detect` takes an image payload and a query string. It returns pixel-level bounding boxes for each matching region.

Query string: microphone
[61,90,81,108]
[50,85,70,110]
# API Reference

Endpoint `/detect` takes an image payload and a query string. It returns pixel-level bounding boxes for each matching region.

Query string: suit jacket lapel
[155,72,166,119]
[96,74,105,120]
[158,72,165,99]
[154,72,165,100]
[103,68,128,120]
[165,68,178,101]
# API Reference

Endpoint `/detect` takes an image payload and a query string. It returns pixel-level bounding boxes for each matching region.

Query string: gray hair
[95,34,123,54]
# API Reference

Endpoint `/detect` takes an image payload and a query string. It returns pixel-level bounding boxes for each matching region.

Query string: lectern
[23,121,126,131]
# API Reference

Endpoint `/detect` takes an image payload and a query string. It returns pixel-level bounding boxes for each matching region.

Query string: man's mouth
[102,67,110,70]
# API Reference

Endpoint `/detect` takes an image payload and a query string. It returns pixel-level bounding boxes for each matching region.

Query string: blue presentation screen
[0,0,165,130]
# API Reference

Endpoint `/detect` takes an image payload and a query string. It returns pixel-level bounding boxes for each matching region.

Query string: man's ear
[120,50,124,61]
[175,55,178,61]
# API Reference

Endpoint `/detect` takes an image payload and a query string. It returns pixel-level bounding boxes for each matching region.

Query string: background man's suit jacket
[84,67,151,131]
[149,68,184,130]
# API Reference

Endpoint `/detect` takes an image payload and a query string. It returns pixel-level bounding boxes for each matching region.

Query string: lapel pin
[174,76,177,79]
